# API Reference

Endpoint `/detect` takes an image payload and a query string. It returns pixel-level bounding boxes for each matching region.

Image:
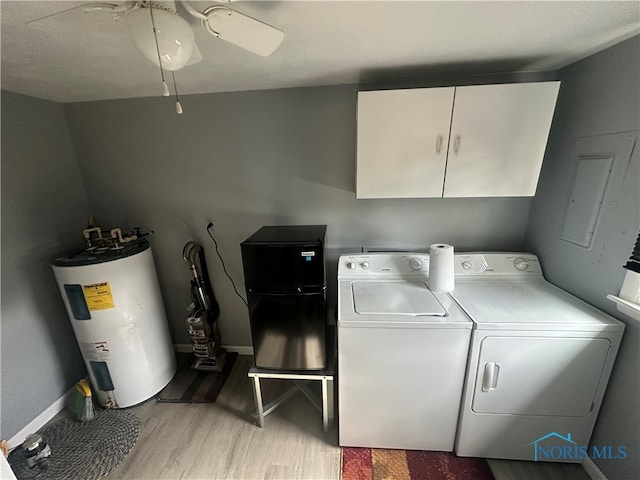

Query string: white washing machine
[451,253,625,462]
[337,253,472,451]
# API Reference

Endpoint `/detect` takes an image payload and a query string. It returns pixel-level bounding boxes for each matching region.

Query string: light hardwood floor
[104,355,340,480]
[98,354,591,480]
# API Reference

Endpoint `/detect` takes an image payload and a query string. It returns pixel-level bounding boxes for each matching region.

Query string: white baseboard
[224,345,254,355]
[7,388,73,451]
[9,345,254,451]
[173,343,193,353]
[174,344,254,355]
[1,454,17,480]
[583,458,608,480]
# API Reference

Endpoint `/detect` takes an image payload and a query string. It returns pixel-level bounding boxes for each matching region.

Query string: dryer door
[471,336,611,417]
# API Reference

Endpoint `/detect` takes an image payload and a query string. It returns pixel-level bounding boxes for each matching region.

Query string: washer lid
[352,281,446,316]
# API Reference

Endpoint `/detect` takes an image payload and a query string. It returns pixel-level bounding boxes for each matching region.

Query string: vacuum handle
[184,241,212,311]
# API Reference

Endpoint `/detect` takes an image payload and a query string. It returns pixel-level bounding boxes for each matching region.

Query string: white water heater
[52,240,176,408]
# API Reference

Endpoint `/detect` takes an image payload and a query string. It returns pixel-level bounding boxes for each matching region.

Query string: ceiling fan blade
[25,2,136,26]
[202,6,284,57]
[26,3,96,26]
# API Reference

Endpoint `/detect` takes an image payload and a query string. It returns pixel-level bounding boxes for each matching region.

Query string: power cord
[206,223,249,308]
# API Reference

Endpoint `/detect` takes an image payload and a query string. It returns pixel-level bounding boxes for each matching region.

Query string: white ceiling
[1,1,639,103]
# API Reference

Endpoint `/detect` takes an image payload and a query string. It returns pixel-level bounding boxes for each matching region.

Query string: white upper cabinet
[356,81,560,198]
[444,82,560,197]
[356,87,455,198]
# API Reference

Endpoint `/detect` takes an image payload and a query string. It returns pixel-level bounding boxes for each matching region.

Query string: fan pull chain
[172,71,183,114]
[149,2,170,96]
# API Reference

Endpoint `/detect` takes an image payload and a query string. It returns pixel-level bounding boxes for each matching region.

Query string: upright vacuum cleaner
[183,241,227,372]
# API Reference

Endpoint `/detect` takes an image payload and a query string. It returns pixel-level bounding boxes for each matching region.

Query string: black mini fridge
[241,225,327,370]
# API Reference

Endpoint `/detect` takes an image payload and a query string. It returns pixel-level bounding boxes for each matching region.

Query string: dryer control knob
[360,261,370,270]
[346,261,357,270]
[461,261,472,270]
[409,258,422,270]
[514,257,529,271]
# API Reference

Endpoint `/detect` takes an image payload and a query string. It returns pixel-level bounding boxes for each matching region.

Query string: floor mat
[341,447,495,480]
[156,351,237,403]
[8,409,140,480]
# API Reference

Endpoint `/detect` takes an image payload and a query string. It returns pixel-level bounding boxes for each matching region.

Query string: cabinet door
[444,82,560,198]
[356,88,454,198]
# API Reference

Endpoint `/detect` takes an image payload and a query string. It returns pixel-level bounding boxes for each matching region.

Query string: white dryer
[337,253,472,451]
[451,253,625,462]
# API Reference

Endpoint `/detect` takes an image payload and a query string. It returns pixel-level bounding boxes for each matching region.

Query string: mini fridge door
[247,287,327,370]
[241,244,325,288]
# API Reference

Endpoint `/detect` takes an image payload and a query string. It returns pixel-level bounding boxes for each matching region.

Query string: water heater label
[83,282,115,310]
[79,341,111,361]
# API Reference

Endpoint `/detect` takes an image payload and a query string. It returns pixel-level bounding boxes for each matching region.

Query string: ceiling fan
[27,1,285,113]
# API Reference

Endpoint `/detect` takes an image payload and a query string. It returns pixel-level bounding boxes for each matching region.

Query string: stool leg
[327,377,335,425]
[321,377,329,432]
[252,376,265,428]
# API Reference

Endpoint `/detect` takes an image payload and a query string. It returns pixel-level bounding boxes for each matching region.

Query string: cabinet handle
[454,134,461,154]
[436,134,443,154]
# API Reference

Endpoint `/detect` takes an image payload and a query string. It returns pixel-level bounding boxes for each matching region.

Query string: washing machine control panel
[339,253,543,276]
[454,253,542,276]
[338,253,430,276]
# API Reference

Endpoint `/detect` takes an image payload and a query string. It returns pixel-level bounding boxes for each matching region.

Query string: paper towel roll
[428,244,455,292]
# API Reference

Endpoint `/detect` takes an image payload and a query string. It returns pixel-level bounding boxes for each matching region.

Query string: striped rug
[156,352,237,403]
[341,447,494,480]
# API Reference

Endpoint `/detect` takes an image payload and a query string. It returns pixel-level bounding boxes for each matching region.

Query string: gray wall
[64,84,533,347]
[1,91,90,439]
[526,35,640,480]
